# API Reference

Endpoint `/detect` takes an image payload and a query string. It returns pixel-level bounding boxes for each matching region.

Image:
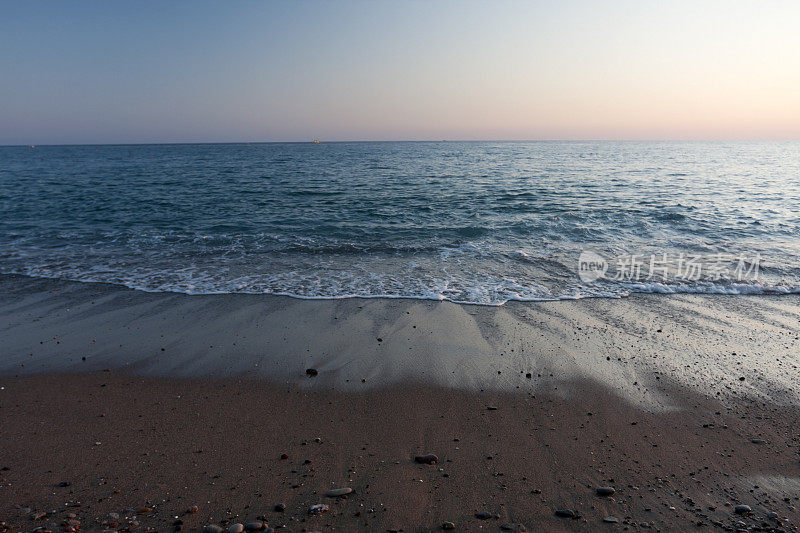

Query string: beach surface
[2,274,800,531]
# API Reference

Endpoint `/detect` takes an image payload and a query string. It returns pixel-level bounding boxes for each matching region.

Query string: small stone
[486,406,498,410]
[603,516,619,523]
[500,524,527,532]
[228,524,244,533]
[136,508,153,514]
[274,503,286,512]
[187,505,199,514]
[58,481,72,487]
[306,368,318,377]
[554,509,576,518]
[474,511,491,519]
[751,439,766,444]
[415,454,438,464]
[31,512,47,520]
[204,526,224,533]
[309,503,329,515]
[326,487,353,497]
[767,511,779,519]
[596,486,615,496]
[734,505,752,514]
[244,522,264,531]
[441,521,455,530]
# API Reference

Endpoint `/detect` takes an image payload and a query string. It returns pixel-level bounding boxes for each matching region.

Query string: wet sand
[1,274,800,531]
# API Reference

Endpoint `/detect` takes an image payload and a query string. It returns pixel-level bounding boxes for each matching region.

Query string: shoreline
[2,273,800,407]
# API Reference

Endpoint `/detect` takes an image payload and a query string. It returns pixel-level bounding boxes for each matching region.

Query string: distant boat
[312,139,321,144]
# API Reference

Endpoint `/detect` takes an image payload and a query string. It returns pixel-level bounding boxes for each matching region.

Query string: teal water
[1,141,799,305]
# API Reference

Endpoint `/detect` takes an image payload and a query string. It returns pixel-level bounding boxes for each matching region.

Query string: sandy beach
[1,274,800,531]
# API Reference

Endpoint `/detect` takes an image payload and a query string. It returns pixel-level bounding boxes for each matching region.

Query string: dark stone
[306,368,318,377]
[415,454,438,464]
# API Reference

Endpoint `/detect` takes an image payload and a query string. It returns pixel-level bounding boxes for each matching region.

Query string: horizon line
[4,138,800,148]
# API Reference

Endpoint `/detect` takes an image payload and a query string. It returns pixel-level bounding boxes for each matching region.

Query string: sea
[2,141,799,305]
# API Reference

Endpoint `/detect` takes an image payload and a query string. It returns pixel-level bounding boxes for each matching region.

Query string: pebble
[306,368,318,377]
[415,454,438,464]
[244,522,264,531]
[554,509,576,518]
[187,505,199,514]
[475,511,491,519]
[734,504,752,514]
[767,511,779,519]
[326,487,353,497]
[204,526,224,533]
[441,521,455,530]
[596,486,616,496]
[228,524,244,533]
[500,524,527,531]
[603,516,619,523]
[309,503,329,515]
[486,406,498,410]
[274,503,286,512]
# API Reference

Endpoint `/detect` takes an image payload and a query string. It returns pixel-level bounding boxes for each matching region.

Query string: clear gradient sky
[2,0,799,144]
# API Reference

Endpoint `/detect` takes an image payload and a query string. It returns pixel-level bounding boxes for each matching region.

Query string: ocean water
[1,141,800,305]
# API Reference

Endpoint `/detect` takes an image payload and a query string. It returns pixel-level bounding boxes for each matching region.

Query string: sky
[1,0,799,144]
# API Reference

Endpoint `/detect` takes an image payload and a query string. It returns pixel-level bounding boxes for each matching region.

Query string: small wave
[3,267,799,308]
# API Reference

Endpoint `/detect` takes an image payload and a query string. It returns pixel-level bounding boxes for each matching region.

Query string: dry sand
[1,274,800,531]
